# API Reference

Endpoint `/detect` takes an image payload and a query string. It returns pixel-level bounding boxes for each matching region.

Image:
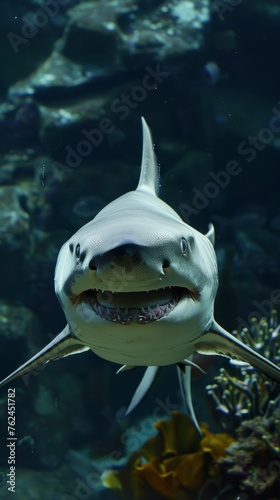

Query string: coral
[206,311,280,432]
[217,410,280,498]
[203,310,280,498]
[101,411,234,499]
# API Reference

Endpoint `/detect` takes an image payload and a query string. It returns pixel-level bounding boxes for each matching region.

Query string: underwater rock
[38,91,113,157]
[9,51,108,97]
[0,302,40,344]
[60,1,129,68]
[61,0,209,68]
[123,0,209,63]
[0,302,42,365]
[0,1,60,92]
[0,99,40,154]
[0,0,210,172]
[0,183,56,308]
[0,186,30,249]
[0,154,39,185]
[102,411,234,499]
[0,164,15,185]
[8,0,210,100]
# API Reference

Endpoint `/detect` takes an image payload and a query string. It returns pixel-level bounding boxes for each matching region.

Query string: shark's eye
[75,244,80,259]
[180,238,188,254]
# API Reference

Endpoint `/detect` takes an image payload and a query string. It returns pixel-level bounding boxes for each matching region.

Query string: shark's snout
[89,244,142,273]
[88,243,167,281]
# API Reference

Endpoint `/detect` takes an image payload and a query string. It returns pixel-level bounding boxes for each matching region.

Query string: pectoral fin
[195,321,280,384]
[0,325,89,388]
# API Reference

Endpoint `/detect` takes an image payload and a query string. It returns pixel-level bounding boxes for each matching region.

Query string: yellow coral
[102,411,235,499]
[201,425,235,461]
[135,451,206,498]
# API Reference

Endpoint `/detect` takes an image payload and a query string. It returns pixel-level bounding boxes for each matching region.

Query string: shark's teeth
[87,287,183,325]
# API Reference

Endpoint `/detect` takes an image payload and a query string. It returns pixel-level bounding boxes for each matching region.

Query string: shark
[1,117,280,433]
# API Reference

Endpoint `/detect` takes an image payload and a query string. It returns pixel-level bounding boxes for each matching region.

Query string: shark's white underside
[1,117,280,434]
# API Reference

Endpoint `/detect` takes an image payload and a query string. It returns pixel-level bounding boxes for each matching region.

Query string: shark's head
[55,119,218,354]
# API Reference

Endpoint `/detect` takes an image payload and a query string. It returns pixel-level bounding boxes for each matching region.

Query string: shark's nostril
[89,260,97,271]
[163,259,170,269]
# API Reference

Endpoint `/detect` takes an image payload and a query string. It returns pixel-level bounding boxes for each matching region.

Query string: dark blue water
[0,1,280,498]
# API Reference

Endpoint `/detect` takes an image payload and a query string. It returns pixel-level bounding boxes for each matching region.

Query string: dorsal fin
[136,117,159,196]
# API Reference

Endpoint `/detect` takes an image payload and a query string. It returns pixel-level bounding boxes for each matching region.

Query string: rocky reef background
[0,0,280,498]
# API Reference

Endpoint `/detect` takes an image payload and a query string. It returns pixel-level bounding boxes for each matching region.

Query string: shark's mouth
[80,286,192,325]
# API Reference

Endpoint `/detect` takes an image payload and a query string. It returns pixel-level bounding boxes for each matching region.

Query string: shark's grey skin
[1,118,280,433]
